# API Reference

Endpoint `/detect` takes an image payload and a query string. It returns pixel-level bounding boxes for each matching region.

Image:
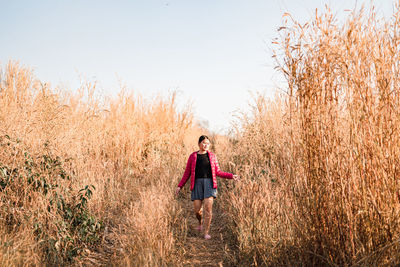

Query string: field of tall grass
[3,3,400,267]
[0,62,204,265]
[219,4,400,266]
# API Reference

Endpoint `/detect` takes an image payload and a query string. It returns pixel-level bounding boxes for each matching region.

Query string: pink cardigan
[178,151,233,190]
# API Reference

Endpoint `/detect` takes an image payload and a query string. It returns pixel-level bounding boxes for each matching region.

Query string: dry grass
[217,95,297,265]
[3,3,400,266]
[0,62,202,266]
[218,3,400,266]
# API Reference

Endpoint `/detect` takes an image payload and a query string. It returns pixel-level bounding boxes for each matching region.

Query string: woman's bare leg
[193,200,203,227]
[203,197,214,236]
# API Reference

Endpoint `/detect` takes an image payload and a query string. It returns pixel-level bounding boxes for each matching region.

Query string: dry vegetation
[219,3,400,266]
[2,3,400,267]
[0,62,203,266]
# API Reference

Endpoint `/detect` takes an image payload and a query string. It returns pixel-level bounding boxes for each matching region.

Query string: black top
[195,153,212,179]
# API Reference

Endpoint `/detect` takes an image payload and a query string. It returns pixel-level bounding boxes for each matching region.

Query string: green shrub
[0,135,102,264]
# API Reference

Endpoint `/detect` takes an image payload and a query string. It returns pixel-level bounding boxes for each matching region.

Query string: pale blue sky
[0,0,395,132]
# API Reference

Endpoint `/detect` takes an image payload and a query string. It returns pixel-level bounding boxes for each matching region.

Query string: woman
[175,135,239,240]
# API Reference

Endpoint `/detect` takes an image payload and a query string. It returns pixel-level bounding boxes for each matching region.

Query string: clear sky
[0,0,395,133]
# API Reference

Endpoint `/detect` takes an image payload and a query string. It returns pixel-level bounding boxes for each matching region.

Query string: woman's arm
[177,154,192,188]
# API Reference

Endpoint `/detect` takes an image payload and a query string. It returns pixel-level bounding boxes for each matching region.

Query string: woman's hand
[233,174,240,181]
[175,187,181,196]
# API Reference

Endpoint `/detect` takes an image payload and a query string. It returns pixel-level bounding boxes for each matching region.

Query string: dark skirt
[191,178,217,201]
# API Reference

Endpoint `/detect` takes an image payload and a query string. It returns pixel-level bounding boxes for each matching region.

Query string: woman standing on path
[175,135,240,240]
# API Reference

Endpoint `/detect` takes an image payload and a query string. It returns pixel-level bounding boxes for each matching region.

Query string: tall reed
[219,3,400,266]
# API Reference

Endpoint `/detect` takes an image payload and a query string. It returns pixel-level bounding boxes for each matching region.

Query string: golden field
[1,3,400,266]
[0,62,203,266]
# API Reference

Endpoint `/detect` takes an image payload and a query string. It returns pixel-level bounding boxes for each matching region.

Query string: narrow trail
[179,194,234,267]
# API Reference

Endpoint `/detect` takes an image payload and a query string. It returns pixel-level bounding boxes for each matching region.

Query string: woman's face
[198,139,210,152]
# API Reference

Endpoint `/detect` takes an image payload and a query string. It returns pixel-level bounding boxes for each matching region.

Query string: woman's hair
[198,135,209,144]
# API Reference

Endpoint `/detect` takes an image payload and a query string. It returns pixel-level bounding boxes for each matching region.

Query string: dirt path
[179,195,234,267]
